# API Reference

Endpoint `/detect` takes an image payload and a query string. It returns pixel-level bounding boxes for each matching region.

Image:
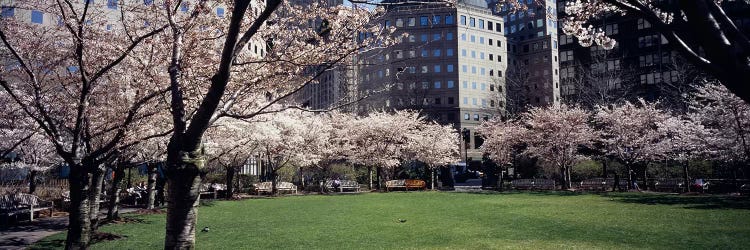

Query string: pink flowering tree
[0,1,170,247]
[655,115,707,191]
[405,122,461,190]
[520,105,596,189]
[688,83,750,179]
[594,99,671,188]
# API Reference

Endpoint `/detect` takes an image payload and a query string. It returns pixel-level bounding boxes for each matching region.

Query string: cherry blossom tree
[405,122,461,190]
[0,1,170,247]
[655,115,706,192]
[151,1,403,247]
[519,104,596,189]
[594,99,671,188]
[478,119,526,169]
[557,0,750,103]
[205,119,260,199]
[688,83,750,179]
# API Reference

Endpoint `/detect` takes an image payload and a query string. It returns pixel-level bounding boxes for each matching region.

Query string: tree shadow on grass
[461,190,588,196]
[28,238,65,250]
[604,193,750,210]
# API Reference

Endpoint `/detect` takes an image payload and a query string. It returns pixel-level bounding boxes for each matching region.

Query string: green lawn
[32,192,750,249]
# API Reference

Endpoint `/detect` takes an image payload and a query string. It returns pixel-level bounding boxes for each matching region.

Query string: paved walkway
[0,208,139,250]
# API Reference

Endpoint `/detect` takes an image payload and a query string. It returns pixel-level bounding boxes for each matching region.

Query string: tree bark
[88,165,106,231]
[431,167,435,190]
[65,165,92,250]
[368,166,373,190]
[107,164,125,220]
[147,163,158,209]
[164,153,203,250]
[225,166,235,199]
[683,161,691,193]
[28,170,37,194]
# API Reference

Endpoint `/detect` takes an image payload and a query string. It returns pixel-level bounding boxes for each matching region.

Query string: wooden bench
[385,179,426,191]
[324,180,361,193]
[579,178,608,191]
[654,179,684,192]
[511,179,556,190]
[200,183,226,199]
[0,193,53,222]
[253,182,297,195]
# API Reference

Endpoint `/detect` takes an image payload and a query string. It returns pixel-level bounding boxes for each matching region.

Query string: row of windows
[395,80,456,90]
[460,49,503,63]
[386,96,503,109]
[402,32,454,43]
[459,15,503,33]
[461,81,503,92]
[460,65,504,77]
[638,34,668,48]
[459,33,503,48]
[384,15,455,28]
[0,3,225,24]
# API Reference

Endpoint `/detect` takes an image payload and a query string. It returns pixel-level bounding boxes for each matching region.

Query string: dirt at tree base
[134,208,166,215]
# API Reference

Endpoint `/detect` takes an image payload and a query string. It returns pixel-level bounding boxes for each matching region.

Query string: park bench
[654,179,684,192]
[200,183,226,199]
[324,180,361,193]
[253,182,297,195]
[579,178,609,191]
[511,179,556,190]
[0,193,53,222]
[385,179,426,191]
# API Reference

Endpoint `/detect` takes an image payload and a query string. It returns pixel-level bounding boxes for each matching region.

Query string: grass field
[32,192,750,249]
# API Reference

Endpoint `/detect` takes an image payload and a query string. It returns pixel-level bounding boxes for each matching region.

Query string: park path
[0,208,138,250]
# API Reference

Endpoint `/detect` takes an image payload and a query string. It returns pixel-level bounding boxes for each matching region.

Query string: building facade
[357,0,508,162]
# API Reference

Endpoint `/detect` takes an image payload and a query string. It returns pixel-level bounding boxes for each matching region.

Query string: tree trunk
[566,166,572,190]
[683,161,691,193]
[376,167,382,191]
[601,159,608,178]
[155,176,167,208]
[368,166,373,190]
[626,164,633,190]
[431,167,435,190]
[107,165,125,220]
[560,167,568,189]
[147,163,158,209]
[65,165,92,250]
[271,168,278,196]
[28,170,37,194]
[88,165,106,231]
[225,166,235,199]
[164,154,204,250]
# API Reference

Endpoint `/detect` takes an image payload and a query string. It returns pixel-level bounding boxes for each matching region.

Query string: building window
[462,65,468,72]
[479,37,485,44]
[471,50,476,58]
[435,98,442,105]
[107,0,118,9]
[396,18,404,27]
[447,49,454,56]
[421,65,428,73]
[433,33,441,41]
[408,17,416,26]
[560,50,573,62]
[638,18,651,29]
[447,64,454,72]
[473,114,480,121]
[472,82,477,89]
[434,81,442,89]
[446,15,455,24]
[421,49,429,57]
[463,97,468,105]
[478,19,484,29]
[422,82,429,89]
[31,10,44,24]
[488,21,493,31]
[144,0,153,5]
[470,35,476,43]
[433,15,441,25]
[420,16,429,26]
[217,8,225,18]
[447,81,455,88]
[384,20,391,27]
[446,32,454,40]
[434,65,441,72]
[472,98,477,105]
[461,33,467,41]
[1,6,14,18]
[460,15,467,25]
[433,49,441,57]
[481,83,486,90]
[469,17,476,27]
[421,34,428,42]
[605,23,619,35]
[464,113,470,120]
[461,49,467,57]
